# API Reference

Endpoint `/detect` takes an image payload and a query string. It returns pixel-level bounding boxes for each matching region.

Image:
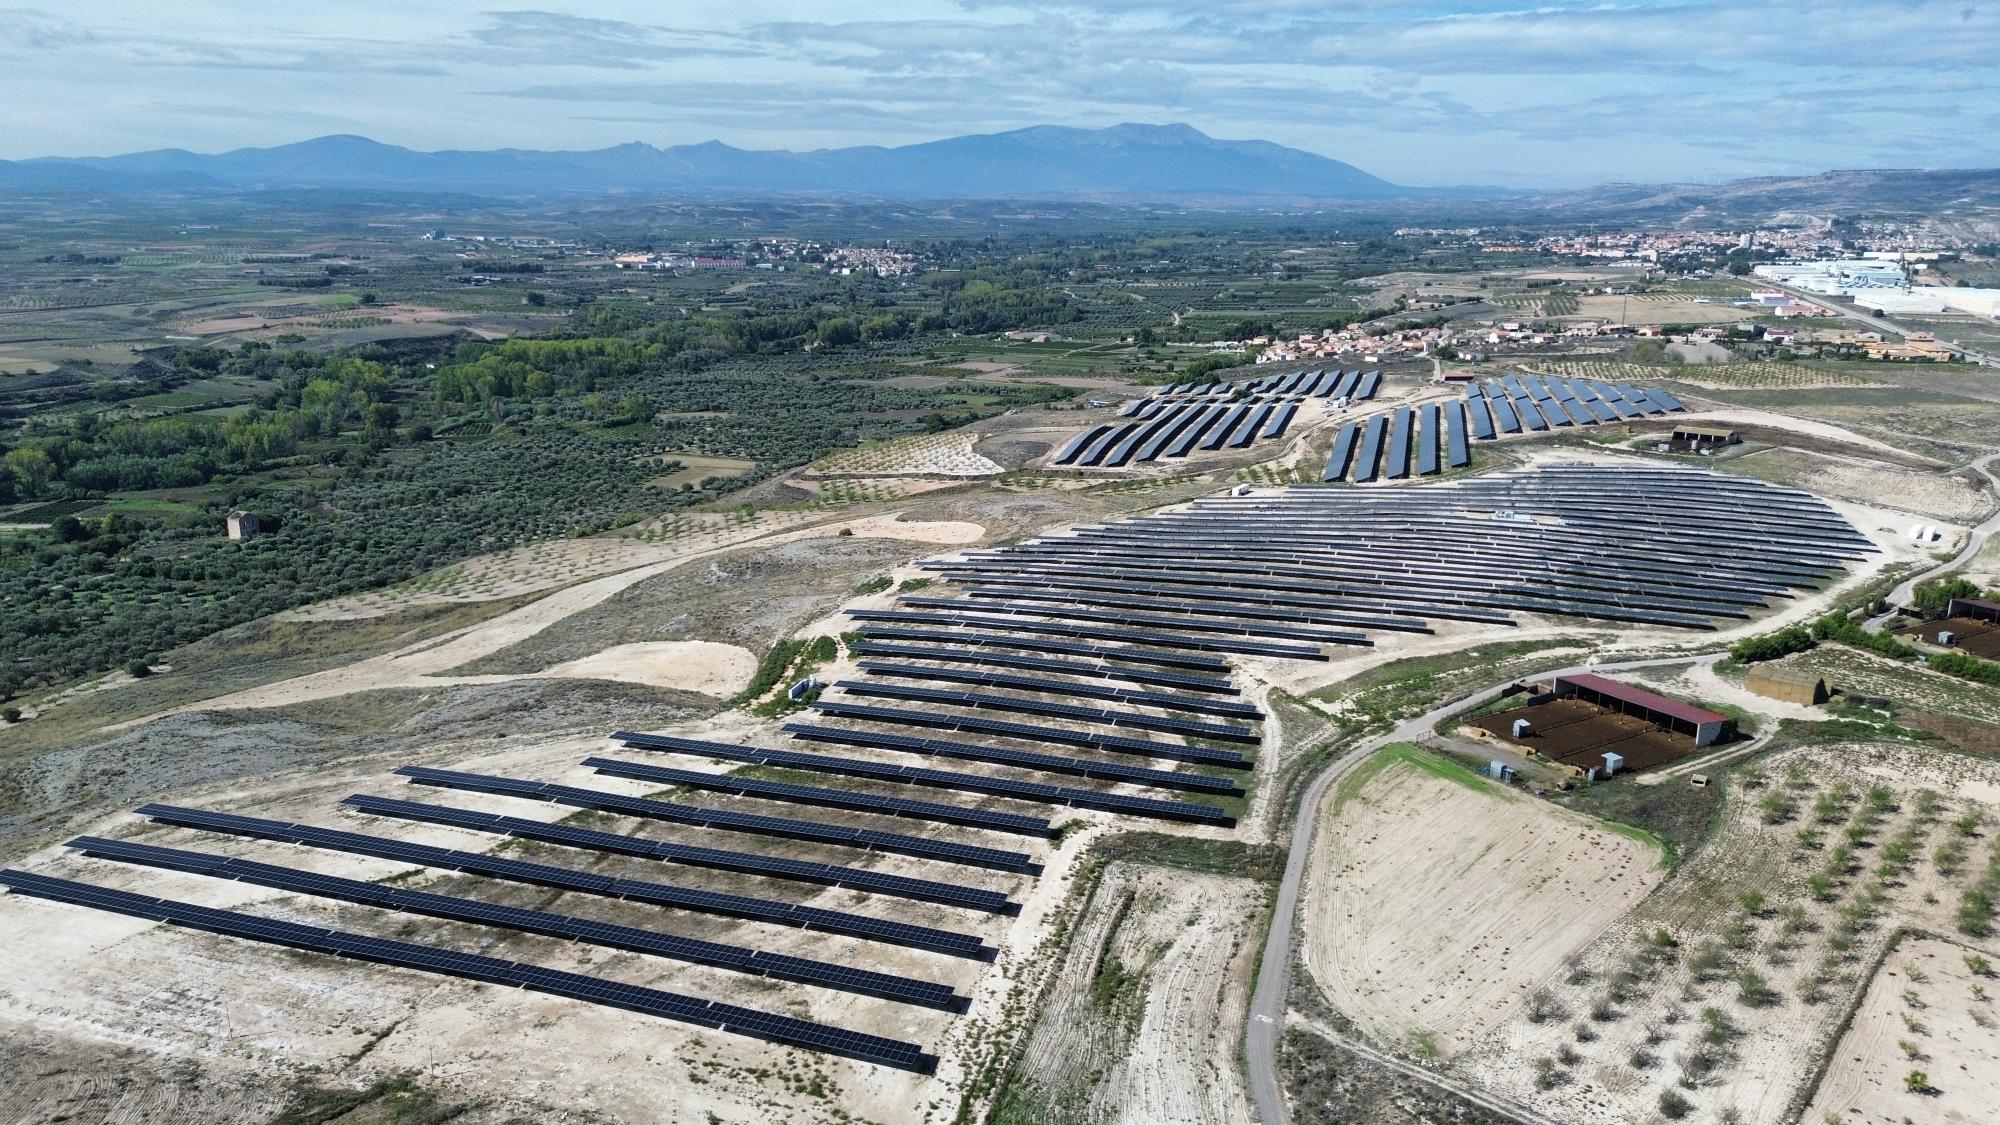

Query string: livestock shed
[1950,598,2000,624]
[1551,674,1733,747]
[1671,425,1741,446]
[1747,665,1828,705]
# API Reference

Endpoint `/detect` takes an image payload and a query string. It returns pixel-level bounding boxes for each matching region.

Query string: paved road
[1242,653,1709,1125]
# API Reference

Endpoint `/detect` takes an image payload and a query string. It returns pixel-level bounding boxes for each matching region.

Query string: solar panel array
[912,464,1872,638]
[0,868,939,1072]
[1056,369,1380,469]
[1322,380,1687,483]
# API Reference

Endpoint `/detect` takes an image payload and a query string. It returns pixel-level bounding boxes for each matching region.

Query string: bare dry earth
[1005,863,1261,1125]
[1806,935,2000,1125]
[1728,448,1996,523]
[1300,757,1666,1057]
[111,515,984,729]
[1457,743,2000,1125]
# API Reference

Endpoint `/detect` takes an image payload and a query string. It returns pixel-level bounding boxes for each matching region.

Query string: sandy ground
[1730,448,1995,523]
[111,515,986,729]
[1006,863,1260,1125]
[1805,936,2000,1124]
[1300,756,1665,1056]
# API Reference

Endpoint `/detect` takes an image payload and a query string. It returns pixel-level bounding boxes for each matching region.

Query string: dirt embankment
[1002,863,1261,1124]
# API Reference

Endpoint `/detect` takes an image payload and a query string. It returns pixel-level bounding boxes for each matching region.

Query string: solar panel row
[344,792,1023,912]
[136,803,995,958]
[855,659,1261,718]
[613,731,1240,821]
[65,834,966,1011]
[582,755,1053,836]
[0,868,939,1073]
[391,766,1041,874]
[807,699,1252,768]
[829,679,1261,744]
[850,640,1239,694]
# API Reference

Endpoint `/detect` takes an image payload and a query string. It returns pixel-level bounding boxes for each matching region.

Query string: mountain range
[0,123,1411,201]
[4,124,1995,221]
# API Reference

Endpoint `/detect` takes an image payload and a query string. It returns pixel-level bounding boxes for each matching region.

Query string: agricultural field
[1533,358,1892,390]
[812,430,1005,477]
[1456,741,2000,1125]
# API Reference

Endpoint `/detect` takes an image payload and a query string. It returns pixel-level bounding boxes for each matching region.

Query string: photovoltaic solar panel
[1445,400,1470,467]
[1051,425,1110,465]
[64,835,967,1011]
[855,660,1259,717]
[852,625,1231,671]
[1323,422,1359,482]
[829,679,1261,743]
[1417,402,1441,475]
[1352,414,1386,483]
[343,792,1022,912]
[134,803,994,958]
[850,640,1237,693]
[1490,391,1522,433]
[578,758,1052,836]
[1385,406,1414,479]
[389,766,1040,874]
[1261,401,1299,440]
[0,868,940,1072]
[614,731,1241,817]
[806,699,1251,768]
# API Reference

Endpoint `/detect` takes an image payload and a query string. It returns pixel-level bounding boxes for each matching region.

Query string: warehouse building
[1551,674,1733,747]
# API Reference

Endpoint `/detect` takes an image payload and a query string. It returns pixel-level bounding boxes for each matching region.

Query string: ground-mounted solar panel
[1512,393,1549,430]
[1078,422,1141,467]
[1537,394,1577,426]
[1050,425,1109,465]
[64,835,969,1011]
[852,625,1231,671]
[855,660,1259,718]
[850,640,1237,693]
[579,758,1052,837]
[805,698,1251,766]
[1230,404,1274,448]
[0,869,941,1072]
[616,731,1242,818]
[1355,370,1382,400]
[1322,421,1360,482]
[343,793,1021,913]
[1648,386,1688,411]
[847,608,1334,660]
[1500,374,1526,398]
[1417,402,1442,475]
[1162,405,1228,458]
[388,767,1041,875]
[1198,404,1251,451]
[1260,401,1299,440]
[1486,389,1521,433]
[134,804,995,959]
[1445,400,1471,467]
[1577,396,1619,423]
[831,680,1261,744]
[1384,405,1414,479]
[1351,414,1387,483]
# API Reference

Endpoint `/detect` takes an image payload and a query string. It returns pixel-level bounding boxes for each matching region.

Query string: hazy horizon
[4,1,1997,189]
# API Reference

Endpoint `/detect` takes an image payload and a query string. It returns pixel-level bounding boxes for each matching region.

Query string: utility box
[1511,718,1533,739]
[1601,751,1624,777]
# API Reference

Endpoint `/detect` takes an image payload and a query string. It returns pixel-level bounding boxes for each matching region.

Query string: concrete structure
[225,511,264,541]
[1747,665,1829,706]
[1551,673,1733,748]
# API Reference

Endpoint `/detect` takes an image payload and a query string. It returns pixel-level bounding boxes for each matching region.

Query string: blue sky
[3,1,1995,188]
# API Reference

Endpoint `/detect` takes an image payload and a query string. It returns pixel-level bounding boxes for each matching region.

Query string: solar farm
[0,458,1885,1085]
[1053,368,1380,468]
[1323,374,1688,483]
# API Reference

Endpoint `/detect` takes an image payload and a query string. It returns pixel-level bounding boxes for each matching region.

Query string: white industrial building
[1754,260,2000,319]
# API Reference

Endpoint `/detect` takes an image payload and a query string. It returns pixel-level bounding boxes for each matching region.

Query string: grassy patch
[1551,770,1723,866]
